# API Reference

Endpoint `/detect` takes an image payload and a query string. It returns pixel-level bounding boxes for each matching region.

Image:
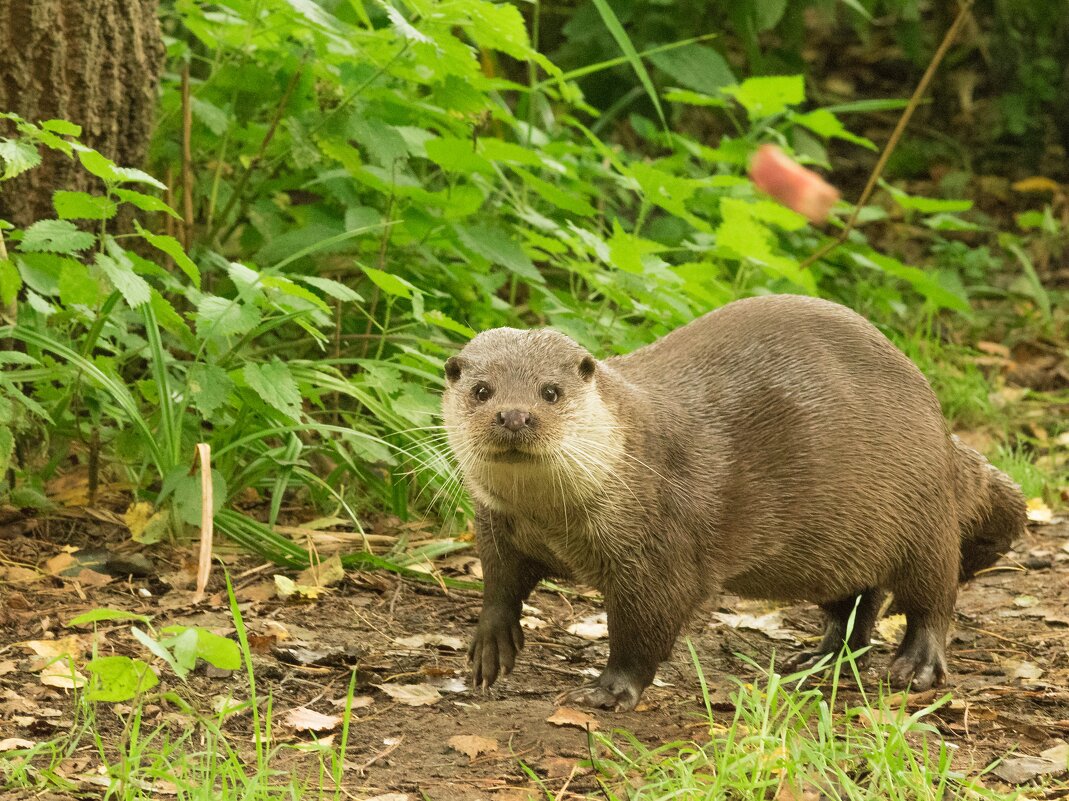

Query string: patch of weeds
[1,578,359,800]
[589,638,1011,800]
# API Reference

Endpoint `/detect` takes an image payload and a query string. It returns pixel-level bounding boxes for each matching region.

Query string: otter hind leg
[886,548,958,691]
[783,588,884,673]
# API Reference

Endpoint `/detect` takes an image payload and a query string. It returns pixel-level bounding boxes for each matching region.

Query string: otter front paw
[556,669,643,712]
[469,614,524,690]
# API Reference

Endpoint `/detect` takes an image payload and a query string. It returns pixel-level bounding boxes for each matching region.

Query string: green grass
[587,642,1013,801]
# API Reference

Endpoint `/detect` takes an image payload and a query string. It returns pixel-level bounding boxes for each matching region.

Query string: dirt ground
[1,512,1068,800]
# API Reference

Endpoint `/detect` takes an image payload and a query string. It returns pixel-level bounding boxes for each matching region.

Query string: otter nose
[496,409,531,432]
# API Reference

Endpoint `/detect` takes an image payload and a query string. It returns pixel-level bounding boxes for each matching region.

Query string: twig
[181,62,194,250]
[800,0,976,269]
[207,60,306,245]
[192,443,214,605]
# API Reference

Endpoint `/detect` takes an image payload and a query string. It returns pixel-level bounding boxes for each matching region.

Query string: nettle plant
[0,0,989,566]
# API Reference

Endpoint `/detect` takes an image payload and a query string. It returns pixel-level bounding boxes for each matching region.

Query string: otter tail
[952,436,1027,582]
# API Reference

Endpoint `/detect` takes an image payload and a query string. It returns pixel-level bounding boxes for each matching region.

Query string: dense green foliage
[0,0,1060,564]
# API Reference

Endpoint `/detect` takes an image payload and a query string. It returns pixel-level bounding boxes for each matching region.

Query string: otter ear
[444,356,464,383]
[578,355,596,382]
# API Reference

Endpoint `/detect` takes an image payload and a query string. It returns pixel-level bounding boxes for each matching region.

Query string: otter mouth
[484,447,541,464]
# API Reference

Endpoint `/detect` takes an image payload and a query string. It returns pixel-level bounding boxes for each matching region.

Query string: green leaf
[58,260,102,307]
[171,469,227,528]
[86,656,158,702]
[161,626,241,671]
[755,0,788,30]
[455,224,542,281]
[110,166,167,190]
[0,259,21,305]
[297,275,364,303]
[41,119,82,136]
[96,252,151,307]
[792,109,877,151]
[362,266,416,299]
[131,626,186,679]
[0,427,12,476]
[589,0,667,130]
[68,608,152,627]
[425,137,494,176]
[349,116,408,167]
[114,188,182,219]
[53,191,117,220]
[187,363,234,418]
[169,628,200,674]
[0,139,41,180]
[723,75,805,119]
[608,222,666,274]
[135,222,200,287]
[886,186,973,214]
[190,97,230,136]
[477,138,545,166]
[195,296,261,340]
[243,361,302,421]
[19,219,95,254]
[627,163,709,231]
[77,149,120,183]
[664,88,729,108]
[512,168,596,216]
[150,290,195,348]
[649,44,735,95]
[422,309,475,338]
[853,251,971,313]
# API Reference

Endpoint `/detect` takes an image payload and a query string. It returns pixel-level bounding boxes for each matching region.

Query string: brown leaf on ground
[546,707,598,730]
[447,734,499,759]
[566,612,608,640]
[0,738,35,751]
[394,633,465,651]
[296,554,345,588]
[283,706,342,733]
[375,683,441,707]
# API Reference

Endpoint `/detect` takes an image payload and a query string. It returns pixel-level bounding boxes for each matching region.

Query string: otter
[441,294,1025,711]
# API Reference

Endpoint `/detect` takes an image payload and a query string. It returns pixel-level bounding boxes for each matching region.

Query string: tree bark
[0,0,164,227]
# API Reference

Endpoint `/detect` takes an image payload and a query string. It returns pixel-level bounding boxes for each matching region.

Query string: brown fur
[442,295,1026,710]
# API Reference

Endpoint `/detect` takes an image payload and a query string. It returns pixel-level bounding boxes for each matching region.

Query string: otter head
[441,328,620,511]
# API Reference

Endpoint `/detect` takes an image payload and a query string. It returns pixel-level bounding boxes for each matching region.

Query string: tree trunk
[0,0,164,227]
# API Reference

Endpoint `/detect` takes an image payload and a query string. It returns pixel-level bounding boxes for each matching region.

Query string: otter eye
[473,383,493,403]
[541,385,561,403]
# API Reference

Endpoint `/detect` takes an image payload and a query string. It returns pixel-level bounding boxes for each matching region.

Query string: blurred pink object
[748,144,840,224]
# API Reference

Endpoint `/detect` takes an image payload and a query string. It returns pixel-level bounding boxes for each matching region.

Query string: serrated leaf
[68,609,152,627]
[887,187,973,214]
[423,310,475,338]
[425,137,494,176]
[110,166,167,190]
[19,219,95,254]
[296,275,363,303]
[477,138,544,166]
[86,656,158,702]
[187,363,233,418]
[455,224,541,281]
[150,290,195,348]
[190,97,230,136]
[513,168,596,216]
[362,266,416,299]
[113,188,181,219]
[58,260,102,307]
[607,222,665,274]
[349,116,408,168]
[261,275,330,313]
[78,149,120,183]
[195,296,261,340]
[723,75,805,119]
[171,469,227,528]
[0,259,21,305]
[53,191,116,221]
[41,119,81,136]
[792,109,876,151]
[96,252,150,307]
[243,361,302,420]
[650,44,735,95]
[0,427,12,476]
[135,222,200,287]
[0,139,41,180]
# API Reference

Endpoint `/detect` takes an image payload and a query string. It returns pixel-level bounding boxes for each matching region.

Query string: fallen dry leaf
[0,738,35,751]
[44,551,77,575]
[393,633,465,651]
[19,636,89,663]
[876,614,907,643]
[283,707,342,733]
[711,611,797,642]
[274,574,328,600]
[447,734,498,759]
[546,707,598,730]
[1027,498,1053,524]
[566,612,608,640]
[40,658,87,689]
[364,795,409,801]
[375,683,441,707]
[520,615,547,630]
[0,660,16,676]
[329,695,374,710]
[296,555,345,589]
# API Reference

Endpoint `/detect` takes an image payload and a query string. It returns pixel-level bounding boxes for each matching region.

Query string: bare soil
[1,513,1068,800]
